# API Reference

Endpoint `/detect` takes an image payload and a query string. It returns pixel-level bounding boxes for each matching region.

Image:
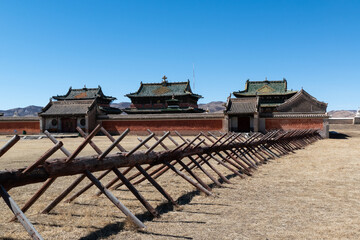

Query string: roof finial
[162,75,167,82]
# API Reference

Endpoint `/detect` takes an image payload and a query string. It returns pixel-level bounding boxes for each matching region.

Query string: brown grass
[1,126,360,239]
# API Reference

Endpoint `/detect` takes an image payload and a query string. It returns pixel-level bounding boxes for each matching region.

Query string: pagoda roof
[39,100,96,116]
[276,89,327,113]
[233,79,297,97]
[53,86,116,101]
[225,97,258,114]
[125,78,202,99]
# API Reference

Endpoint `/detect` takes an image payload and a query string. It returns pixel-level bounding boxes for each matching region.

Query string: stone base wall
[0,118,40,135]
[329,118,354,124]
[266,118,325,131]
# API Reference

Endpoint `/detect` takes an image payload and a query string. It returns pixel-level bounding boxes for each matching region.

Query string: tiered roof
[233,79,297,97]
[126,79,202,99]
[225,97,258,114]
[276,89,327,113]
[53,86,116,101]
[40,86,121,116]
[39,100,96,116]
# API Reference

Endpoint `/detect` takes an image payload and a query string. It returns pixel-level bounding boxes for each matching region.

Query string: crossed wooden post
[0,128,322,239]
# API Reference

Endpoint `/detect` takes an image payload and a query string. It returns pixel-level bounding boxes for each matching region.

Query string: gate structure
[0,125,321,239]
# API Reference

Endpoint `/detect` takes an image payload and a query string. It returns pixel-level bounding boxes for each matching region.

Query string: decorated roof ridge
[39,99,97,116]
[233,78,298,97]
[126,77,202,98]
[277,89,328,111]
[224,97,258,114]
[52,85,116,101]
[233,91,297,96]
[139,80,190,85]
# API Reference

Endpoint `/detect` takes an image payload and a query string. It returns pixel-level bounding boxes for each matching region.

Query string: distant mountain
[328,110,356,118]
[110,102,131,109]
[0,105,43,117]
[199,101,226,113]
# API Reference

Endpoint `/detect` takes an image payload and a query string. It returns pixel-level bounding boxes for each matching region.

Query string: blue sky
[0,0,359,111]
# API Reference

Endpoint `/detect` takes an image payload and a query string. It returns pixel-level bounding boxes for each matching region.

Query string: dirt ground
[1,125,360,239]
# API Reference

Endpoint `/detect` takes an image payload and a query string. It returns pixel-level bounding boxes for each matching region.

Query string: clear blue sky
[0,0,359,111]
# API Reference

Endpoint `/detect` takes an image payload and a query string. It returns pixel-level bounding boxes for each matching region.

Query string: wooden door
[237,117,250,132]
[61,118,77,133]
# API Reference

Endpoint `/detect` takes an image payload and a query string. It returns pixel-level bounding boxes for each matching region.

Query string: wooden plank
[0,135,20,158]
[98,128,130,160]
[66,124,102,162]
[41,174,86,214]
[22,141,63,174]
[164,162,212,196]
[112,168,159,218]
[135,164,178,206]
[12,178,56,220]
[84,170,146,229]
[0,185,43,240]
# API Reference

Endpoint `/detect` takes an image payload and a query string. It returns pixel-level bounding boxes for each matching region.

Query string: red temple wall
[100,118,224,135]
[0,121,40,134]
[265,118,324,131]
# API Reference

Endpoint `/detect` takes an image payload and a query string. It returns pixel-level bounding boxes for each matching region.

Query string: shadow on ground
[79,173,240,240]
[329,131,350,139]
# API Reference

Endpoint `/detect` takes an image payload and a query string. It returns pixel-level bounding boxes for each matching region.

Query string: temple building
[39,86,121,133]
[225,79,328,134]
[124,76,205,114]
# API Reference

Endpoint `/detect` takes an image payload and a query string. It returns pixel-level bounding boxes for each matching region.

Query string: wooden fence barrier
[0,126,322,239]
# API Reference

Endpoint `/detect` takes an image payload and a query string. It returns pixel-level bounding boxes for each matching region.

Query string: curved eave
[52,96,115,101]
[52,87,72,100]
[233,91,297,97]
[140,81,189,86]
[126,93,203,99]
[98,106,122,114]
[277,89,327,111]
[40,113,87,117]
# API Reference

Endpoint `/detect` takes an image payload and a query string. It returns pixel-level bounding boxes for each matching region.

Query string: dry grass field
[1,125,360,239]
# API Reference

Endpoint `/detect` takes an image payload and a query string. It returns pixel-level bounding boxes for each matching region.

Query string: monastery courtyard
[0,124,360,239]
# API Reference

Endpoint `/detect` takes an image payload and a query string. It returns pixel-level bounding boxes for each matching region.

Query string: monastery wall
[98,113,225,135]
[0,117,40,135]
[265,118,324,130]
[0,114,329,137]
[328,118,354,124]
